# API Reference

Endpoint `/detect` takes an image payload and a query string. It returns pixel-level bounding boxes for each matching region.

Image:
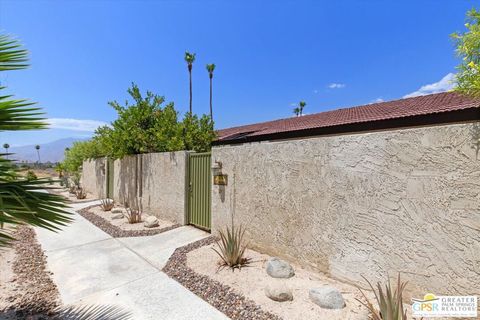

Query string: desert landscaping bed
[0,226,59,319]
[77,205,180,238]
[163,236,282,320]
[47,187,93,204]
[164,237,371,320]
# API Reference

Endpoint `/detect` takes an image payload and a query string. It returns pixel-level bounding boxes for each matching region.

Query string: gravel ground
[0,226,59,319]
[188,244,369,320]
[163,237,282,320]
[77,205,180,238]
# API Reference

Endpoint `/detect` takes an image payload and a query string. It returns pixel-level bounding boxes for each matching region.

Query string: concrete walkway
[35,201,228,320]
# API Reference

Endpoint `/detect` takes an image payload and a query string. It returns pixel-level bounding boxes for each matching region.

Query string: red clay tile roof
[216,91,480,143]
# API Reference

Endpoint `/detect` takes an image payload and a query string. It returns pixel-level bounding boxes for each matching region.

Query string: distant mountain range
[7,138,87,163]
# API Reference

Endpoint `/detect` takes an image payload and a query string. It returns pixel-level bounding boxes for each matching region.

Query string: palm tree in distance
[293,107,301,117]
[206,63,216,121]
[35,144,41,163]
[3,143,9,158]
[184,51,196,114]
[299,101,306,116]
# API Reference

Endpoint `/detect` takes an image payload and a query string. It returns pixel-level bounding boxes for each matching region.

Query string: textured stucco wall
[140,151,187,224]
[211,122,480,297]
[111,152,187,224]
[81,158,106,198]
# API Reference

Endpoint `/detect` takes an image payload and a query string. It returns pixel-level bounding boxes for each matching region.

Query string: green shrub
[25,170,37,181]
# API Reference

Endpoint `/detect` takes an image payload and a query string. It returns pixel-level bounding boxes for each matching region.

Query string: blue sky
[0,0,476,146]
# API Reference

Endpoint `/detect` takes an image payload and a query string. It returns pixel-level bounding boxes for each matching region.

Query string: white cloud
[313,89,319,94]
[47,118,108,132]
[370,97,384,104]
[328,83,346,89]
[403,73,456,98]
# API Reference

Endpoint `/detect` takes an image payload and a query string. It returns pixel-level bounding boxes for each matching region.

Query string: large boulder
[111,212,124,219]
[266,257,295,279]
[265,284,293,302]
[144,216,159,228]
[309,286,345,309]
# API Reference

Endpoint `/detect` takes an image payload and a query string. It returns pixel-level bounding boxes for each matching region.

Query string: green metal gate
[188,152,211,230]
[106,158,114,199]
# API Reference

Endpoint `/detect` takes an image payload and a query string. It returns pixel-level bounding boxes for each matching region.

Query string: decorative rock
[309,286,345,309]
[111,212,124,219]
[266,257,295,278]
[111,208,123,214]
[144,216,159,228]
[265,284,293,302]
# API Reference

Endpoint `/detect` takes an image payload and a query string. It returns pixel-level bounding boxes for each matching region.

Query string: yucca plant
[125,207,142,224]
[75,188,86,199]
[212,224,251,271]
[357,274,408,320]
[100,198,114,211]
[124,198,142,224]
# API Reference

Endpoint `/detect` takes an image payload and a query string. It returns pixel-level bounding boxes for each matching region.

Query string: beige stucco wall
[211,122,480,297]
[140,152,188,224]
[110,151,187,224]
[81,158,106,198]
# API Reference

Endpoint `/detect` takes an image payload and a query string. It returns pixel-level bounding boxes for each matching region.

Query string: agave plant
[357,274,408,320]
[212,224,251,271]
[75,188,87,200]
[100,198,114,211]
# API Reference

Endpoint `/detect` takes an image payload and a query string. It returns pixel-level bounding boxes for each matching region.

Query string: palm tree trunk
[189,69,193,114]
[209,76,213,121]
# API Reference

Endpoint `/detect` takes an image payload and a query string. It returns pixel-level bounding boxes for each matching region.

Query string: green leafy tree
[206,63,216,121]
[61,83,216,174]
[0,34,71,246]
[452,8,480,97]
[105,83,169,157]
[182,113,215,152]
[184,51,196,113]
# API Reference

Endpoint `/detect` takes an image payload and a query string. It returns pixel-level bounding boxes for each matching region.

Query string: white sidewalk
[35,201,228,320]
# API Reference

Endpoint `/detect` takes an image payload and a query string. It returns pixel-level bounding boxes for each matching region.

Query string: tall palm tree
[184,51,196,114]
[206,63,216,121]
[35,144,41,163]
[3,143,9,158]
[299,101,306,116]
[0,34,71,246]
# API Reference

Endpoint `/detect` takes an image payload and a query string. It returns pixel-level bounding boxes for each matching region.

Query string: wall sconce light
[212,160,228,185]
[211,160,223,176]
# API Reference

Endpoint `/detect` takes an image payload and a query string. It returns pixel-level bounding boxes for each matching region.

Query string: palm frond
[0,91,47,131]
[0,35,29,71]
